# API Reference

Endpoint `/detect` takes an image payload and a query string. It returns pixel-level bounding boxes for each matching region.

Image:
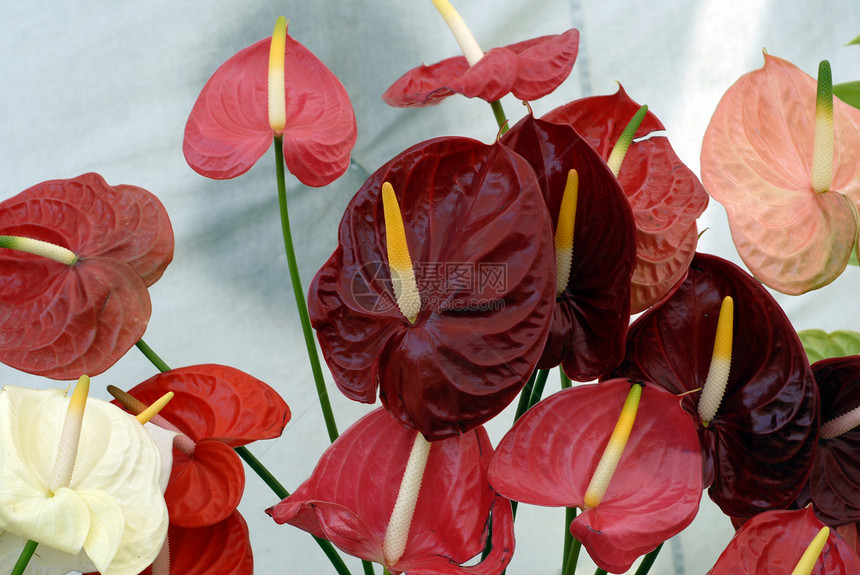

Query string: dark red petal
[268,408,510,573]
[164,439,244,528]
[501,114,635,380]
[183,33,355,186]
[489,379,701,573]
[123,364,290,445]
[708,507,860,574]
[612,252,818,518]
[543,86,708,312]
[310,137,554,439]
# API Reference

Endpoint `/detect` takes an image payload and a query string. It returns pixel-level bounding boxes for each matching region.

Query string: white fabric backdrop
[2,1,860,573]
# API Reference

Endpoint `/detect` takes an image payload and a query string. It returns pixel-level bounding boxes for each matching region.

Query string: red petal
[488,379,701,573]
[309,137,554,439]
[708,507,860,574]
[268,408,513,574]
[0,173,173,379]
[184,33,356,186]
[544,86,708,312]
[124,364,290,445]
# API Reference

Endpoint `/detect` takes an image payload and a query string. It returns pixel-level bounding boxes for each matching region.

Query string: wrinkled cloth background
[2,1,860,573]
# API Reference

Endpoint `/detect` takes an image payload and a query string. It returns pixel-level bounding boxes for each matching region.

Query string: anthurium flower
[500,113,636,380]
[309,137,555,440]
[183,18,356,185]
[701,54,860,294]
[268,407,514,575]
[115,364,290,528]
[489,379,701,574]
[0,384,168,575]
[0,173,174,379]
[542,86,709,313]
[708,507,860,574]
[611,252,818,519]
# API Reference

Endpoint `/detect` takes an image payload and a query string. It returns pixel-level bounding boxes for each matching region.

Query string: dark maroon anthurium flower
[542,86,709,313]
[0,172,174,379]
[500,113,636,380]
[309,136,555,440]
[268,407,514,575]
[611,252,818,519]
[183,20,356,186]
[116,364,290,528]
[796,356,860,527]
[382,29,579,107]
[708,507,860,574]
[488,379,702,574]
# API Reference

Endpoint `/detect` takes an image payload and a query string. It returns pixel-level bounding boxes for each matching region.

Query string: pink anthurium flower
[0,173,174,380]
[701,54,860,294]
[268,407,514,575]
[542,86,709,313]
[499,113,636,380]
[708,507,860,574]
[488,379,702,574]
[114,364,290,528]
[611,252,818,519]
[183,18,356,186]
[309,136,555,440]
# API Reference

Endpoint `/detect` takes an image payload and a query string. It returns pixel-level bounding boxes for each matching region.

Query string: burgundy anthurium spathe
[612,252,818,519]
[183,20,356,186]
[488,379,702,574]
[500,113,636,380]
[117,364,290,528]
[309,136,555,440]
[543,86,709,313]
[708,507,860,574]
[0,172,174,379]
[268,407,514,575]
[382,29,579,107]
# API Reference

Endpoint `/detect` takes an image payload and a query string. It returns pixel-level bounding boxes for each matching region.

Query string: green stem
[594,569,608,575]
[634,543,663,575]
[561,507,577,574]
[273,135,339,443]
[560,369,572,390]
[235,446,289,499]
[11,540,38,575]
[490,100,508,134]
[562,537,583,575]
[513,369,539,423]
[527,369,550,409]
[136,339,171,373]
[362,560,376,575]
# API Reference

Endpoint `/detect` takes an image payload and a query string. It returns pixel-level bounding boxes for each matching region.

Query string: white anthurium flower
[0,384,169,575]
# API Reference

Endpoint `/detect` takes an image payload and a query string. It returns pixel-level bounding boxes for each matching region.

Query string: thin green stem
[513,369,539,423]
[561,507,577,574]
[382,567,392,575]
[560,369,572,390]
[594,569,608,575]
[362,560,376,575]
[634,543,663,575]
[235,446,289,498]
[273,135,339,443]
[136,339,170,373]
[490,100,508,134]
[562,537,582,575]
[527,369,550,409]
[11,540,38,575]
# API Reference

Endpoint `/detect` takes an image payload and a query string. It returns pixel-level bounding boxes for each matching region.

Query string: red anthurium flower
[118,364,290,528]
[0,172,174,379]
[611,252,818,519]
[183,19,356,186]
[309,136,555,439]
[268,407,514,575]
[708,507,860,574]
[488,379,702,574]
[543,86,709,313]
[796,356,860,526]
[500,113,636,380]
[382,29,579,107]
[701,55,860,295]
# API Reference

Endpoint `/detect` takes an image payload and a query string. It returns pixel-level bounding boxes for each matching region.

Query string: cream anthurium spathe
[0,383,169,575]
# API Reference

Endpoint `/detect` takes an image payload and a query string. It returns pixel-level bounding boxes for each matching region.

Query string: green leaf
[834,81,860,110]
[847,34,860,46]
[797,329,860,363]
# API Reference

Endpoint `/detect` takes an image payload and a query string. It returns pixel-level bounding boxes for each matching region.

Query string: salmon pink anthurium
[708,507,860,574]
[500,114,636,380]
[183,19,356,186]
[268,407,514,575]
[543,86,709,313]
[115,364,290,528]
[0,173,174,380]
[612,253,818,519]
[309,137,555,440]
[488,379,702,574]
[701,54,860,294]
